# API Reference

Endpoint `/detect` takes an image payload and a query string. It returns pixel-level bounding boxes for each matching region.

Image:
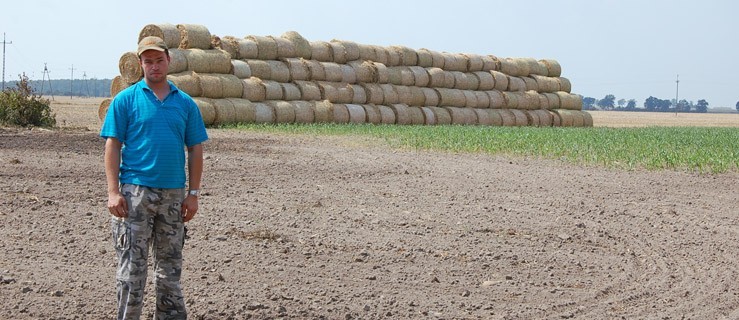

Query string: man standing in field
[100,36,208,319]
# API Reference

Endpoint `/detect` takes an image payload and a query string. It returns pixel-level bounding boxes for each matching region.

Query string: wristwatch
[188,189,200,197]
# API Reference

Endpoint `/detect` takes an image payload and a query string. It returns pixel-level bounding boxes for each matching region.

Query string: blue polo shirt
[100,80,209,189]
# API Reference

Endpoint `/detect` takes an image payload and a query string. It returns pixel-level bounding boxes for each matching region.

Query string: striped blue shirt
[100,80,208,189]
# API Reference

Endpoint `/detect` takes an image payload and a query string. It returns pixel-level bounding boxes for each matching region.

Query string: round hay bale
[395,45,418,66]
[498,109,516,126]
[442,70,456,89]
[540,59,562,77]
[521,57,545,76]
[198,74,223,98]
[246,35,278,60]
[337,83,354,103]
[473,71,494,90]
[242,77,266,101]
[281,83,302,100]
[556,92,581,110]
[332,40,360,61]
[303,60,326,81]
[486,90,505,109]
[294,80,322,101]
[373,62,389,83]
[464,53,485,72]
[557,77,572,93]
[386,46,402,67]
[420,106,436,125]
[270,35,297,58]
[502,91,521,109]
[360,83,385,105]
[291,101,315,123]
[409,66,430,87]
[192,97,216,126]
[524,109,541,126]
[538,93,551,109]
[582,111,594,127]
[118,52,142,84]
[310,41,333,62]
[167,71,202,97]
[427,68,446,88]
[212,98,237,125]
[220,74,245,98]
[110,75,130,97]
[329,41,348,64]
[532,74,559,93]
[416,49,434,67]
[283,58,310,81]
[399,67,415,86]
[139,23,181,49]
[507,76,527,92]
[421,87,440,106]
[253,102,275,124]
[427,49,445,69]
[499,58,520,77]
[394,85,412,105]
[176,24,212,49]
[266,100,296,124]
[436,88,466,107]
[349,84,367,104]
[525,91,541,109]
[313,100,333,123]
[463,90,477,108]
[236,38,259,59]
[533,109,554,127]
[331,103,350,123]
[266,60,290,83]
[231,60,252,79]
[358,44,377,62]
[443,53,467,72]
[486,109,504,126]
[98,98,112,121]
[185,49,232,74]
[550,109,562,126]
[474,108,492,125]
[348,61,374,83]
[318,82,353,104]
[167,49,188,74]
[451,71,472,90]
[216,36,238,59]
[481,55,499,71]
[227,98,256,124]
[407,106,425,125]
[474,91,490,108]
[408,86,426,107]
[281,31,312,59]
[544,92,561,109]
[372,45,389,65]
[340,64,357,84]
[246,60,271,79]
[380,84,399,105]
[390,104,411,125]
[445,107,477,125]
[322,62,344,82]
[490,71,508,91]
[466,73,480,91]
[509,109,528,126]
[522,76,538,92]
[387,67,402,85]
[377,104,396,124]
[362,104,381,124]
[428,106,452,125]
[262,80,284,100]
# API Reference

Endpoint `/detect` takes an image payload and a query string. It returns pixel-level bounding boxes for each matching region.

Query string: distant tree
[644,96,659,111]
[736,101,739,112]
[658,98,672,112]
[597,94,616,110]
[617,98,626,109]
[626,99,637,110]
[677,99,691,112]
[696,99,709,113]
[582,97,597,110]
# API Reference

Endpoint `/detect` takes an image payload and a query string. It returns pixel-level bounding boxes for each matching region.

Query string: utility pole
[675,74,679,115]
[82,71,90,97]
[2,33,12,91]
[41,63,54,100]
[69,64,75,99]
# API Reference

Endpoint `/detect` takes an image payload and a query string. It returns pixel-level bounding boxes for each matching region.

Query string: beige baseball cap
[137,36,168,56]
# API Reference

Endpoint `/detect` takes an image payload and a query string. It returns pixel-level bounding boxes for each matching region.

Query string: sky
[1,0,737,108]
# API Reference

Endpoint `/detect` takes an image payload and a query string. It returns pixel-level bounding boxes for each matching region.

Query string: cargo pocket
[111,219,131,251]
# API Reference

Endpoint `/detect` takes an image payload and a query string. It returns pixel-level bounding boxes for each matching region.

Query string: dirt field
[1,98,738,319]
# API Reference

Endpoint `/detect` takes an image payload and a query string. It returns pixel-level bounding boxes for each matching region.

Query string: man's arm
[182,144,203,222]
[104,138,127,218]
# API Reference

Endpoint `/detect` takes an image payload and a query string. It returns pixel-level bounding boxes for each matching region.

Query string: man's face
[139,50,170,84]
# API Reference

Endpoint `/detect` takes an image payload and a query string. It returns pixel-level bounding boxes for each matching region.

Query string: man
[100,36,208,319]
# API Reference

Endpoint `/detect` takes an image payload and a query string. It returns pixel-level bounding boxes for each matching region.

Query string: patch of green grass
[222,123,739,173]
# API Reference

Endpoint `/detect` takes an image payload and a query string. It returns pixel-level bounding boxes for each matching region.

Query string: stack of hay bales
[101,23,592,127]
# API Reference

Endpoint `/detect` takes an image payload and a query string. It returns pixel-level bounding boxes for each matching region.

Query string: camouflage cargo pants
[112,184,187,320]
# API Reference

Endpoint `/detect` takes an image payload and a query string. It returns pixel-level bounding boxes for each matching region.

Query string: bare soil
[1,99,738,319]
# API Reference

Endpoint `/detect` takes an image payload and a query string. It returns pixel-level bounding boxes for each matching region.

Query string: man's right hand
[107,191,128,218]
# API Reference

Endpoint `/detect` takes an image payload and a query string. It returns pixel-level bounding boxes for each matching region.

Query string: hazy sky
[2,0,737,108]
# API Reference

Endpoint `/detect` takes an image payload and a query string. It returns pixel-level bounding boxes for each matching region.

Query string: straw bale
[216,36,238,59]
[533,109,554,126]
[361,104,381,124]
[372,45,389,65]
[246,60,271,80]
[176,24,212,49]
[281,31,312,59]
[329,41,348,64]
[395,46,418,66]
[550,109,562,126]
[538,93,551,109]
[443,53,467,72]
[167,49,188,74]
[428,106,452,125]
[380,84,399,105]
[466,73,480,91]
[531,74,559,93]
[564,109,585,127]
[110,76,129,97]
[552,109,573,127]
[507,76,526,92]
[361,83,385,105]
[349,84,367,104]
[373,62,389,83]
[340,64,357,84]
[211,98,236,125]
[497,109,516,126]
[332,40,360,61]
[337,83,355,103]
[231,60,252,79]
[451,71,472,90]
[540,59,562,77]
[544,92,561,109]
[474,71,495,91]
[265,101,295,123]
[246,35,278,60]
[486,109,504,126]
[310,41,333,62]
[192,97,216,126]
[462,90,478,108]
[387,67,402,85]
[416,49,433,67]
[386,46,402,67]
[227,98,256,124]
[556,92,581,110]
[482,55,500,71]
[283,58,309,81]
[313,100,333,123]
[235,38,259,59]
[167,71,202,97]
[376,104,396,124]
[118,52,142,84]
[473,108,492,125]
[139,23,181,49]
[291,101,315,123]
[446,107,477,125]
[358,44,377,62]
[436,88,466,108]
[409,66,429,87]
[556,77,572,93]
[242,77,266,101]
[407,106,425,125]
[474,91,490,108]
[499,58,520,77]
[502,91,520,109]
[520,91,540,110]
[582,111,593,127]
[486,90,505,109]
[253,102,275,124]
[522,58,546,76]
[322,62,344,82]
[524,109,540,126]
[442,70,456,89]
[400,67,415,86]
[331,103,350,123]
[198,74,222,98]
[262,80,284,100]
[491,71,508,91]
[420,106,436,125]
[221,74,245,98]
[281,83,302,100]
[294,80,322,101]
[522,76,538,92]
[266,60,290,82]
[318,82,352,104]
[185,49,232,74]
[509,109,528,126]
[408,86,425,106]
[348,61,374,83]
[270,35,297,58]
[98,98,112,121]
[464,53,485,72]
[421,87,440,106]
[394,85,412,105]
[390,104,411,125]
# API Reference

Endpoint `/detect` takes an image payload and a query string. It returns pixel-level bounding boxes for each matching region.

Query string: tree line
[581,94,714,113]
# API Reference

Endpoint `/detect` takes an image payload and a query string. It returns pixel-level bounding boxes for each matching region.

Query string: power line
[69,64,75,99]
[2,32,12,91]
